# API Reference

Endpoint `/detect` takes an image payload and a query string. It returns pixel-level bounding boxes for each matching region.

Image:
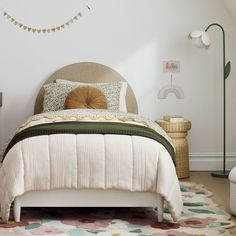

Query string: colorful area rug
[0,182,235,236]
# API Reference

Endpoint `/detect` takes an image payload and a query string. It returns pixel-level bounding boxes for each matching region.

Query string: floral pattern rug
[0,182,235,236]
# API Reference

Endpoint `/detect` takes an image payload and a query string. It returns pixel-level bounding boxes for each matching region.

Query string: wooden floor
[185,171,236,232]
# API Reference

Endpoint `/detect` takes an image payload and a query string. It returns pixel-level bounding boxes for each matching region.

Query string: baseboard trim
[189,152,236,171]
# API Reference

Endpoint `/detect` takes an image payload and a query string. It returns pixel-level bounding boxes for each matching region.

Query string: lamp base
[211,170,230,178]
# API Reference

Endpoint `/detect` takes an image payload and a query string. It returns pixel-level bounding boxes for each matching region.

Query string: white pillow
[56,79,127,112]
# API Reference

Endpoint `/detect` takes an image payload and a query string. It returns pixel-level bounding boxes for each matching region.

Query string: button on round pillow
[64,86,108,109]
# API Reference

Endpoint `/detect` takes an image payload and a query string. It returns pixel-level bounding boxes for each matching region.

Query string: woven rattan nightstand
[156,119,191,179]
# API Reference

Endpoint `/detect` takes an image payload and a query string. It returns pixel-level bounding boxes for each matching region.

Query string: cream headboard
[34,62,138,114]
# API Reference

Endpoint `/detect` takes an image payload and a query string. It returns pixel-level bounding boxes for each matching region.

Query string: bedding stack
[0,79,183,223]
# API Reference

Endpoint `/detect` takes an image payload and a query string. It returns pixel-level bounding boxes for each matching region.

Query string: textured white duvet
[0,109,182,222]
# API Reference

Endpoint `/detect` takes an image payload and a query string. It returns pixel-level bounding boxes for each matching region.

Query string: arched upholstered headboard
[34,62,138,114]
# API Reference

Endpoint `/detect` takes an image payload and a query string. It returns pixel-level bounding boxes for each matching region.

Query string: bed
[0,62,182,223]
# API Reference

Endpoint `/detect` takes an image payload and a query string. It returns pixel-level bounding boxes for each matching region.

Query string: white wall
[0,0,236,169]
[224,0,236,24]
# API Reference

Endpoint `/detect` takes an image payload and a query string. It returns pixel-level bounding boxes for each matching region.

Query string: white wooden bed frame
[14,190,164,222]
[13,62,165,222]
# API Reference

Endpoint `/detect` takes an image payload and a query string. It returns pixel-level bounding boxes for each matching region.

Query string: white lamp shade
[188,30,210,49]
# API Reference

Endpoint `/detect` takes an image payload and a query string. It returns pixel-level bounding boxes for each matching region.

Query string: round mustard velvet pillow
[64,86,108,109]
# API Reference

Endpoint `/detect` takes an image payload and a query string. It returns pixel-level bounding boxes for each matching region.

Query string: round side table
[156,120,191,179]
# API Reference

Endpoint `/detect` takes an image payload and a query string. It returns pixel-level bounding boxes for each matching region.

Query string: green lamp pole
[189,23,231,178]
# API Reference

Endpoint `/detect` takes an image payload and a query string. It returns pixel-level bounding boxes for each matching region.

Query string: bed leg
[14,197,21,222]
[157,195,164,222]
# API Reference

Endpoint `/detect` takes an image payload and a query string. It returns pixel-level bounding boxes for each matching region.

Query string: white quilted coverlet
[0,110,182,222]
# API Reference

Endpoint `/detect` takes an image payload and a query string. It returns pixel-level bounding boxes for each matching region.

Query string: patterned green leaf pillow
[43,81,127,112]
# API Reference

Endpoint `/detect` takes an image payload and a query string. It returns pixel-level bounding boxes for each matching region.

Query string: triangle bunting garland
[2,7,90,34]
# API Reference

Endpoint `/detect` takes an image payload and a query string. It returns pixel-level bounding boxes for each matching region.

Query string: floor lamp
[188,23,231,178]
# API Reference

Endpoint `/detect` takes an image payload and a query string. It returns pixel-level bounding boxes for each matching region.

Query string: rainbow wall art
[158,84,184,99]
[158,60,184,99]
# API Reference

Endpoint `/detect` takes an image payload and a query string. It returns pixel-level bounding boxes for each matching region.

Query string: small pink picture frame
[163,60,180,73]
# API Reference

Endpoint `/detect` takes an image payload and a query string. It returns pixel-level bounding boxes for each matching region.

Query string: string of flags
[2,5,91,34]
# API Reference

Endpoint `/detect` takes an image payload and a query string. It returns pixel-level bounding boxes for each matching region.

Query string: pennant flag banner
[3,6,90,34]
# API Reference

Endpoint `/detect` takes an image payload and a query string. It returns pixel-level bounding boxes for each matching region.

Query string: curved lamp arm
[205,23,231,79]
